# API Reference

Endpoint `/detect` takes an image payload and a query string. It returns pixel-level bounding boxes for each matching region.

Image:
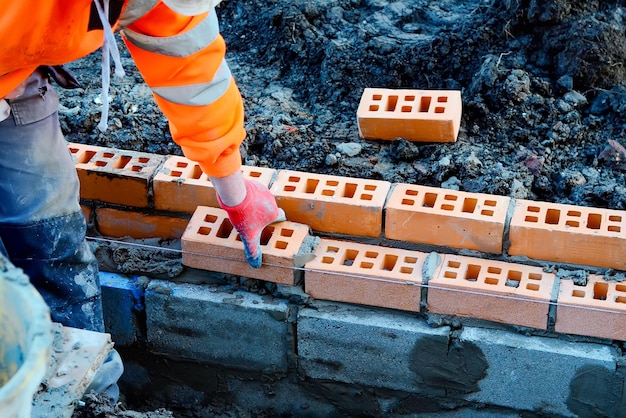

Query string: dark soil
[64,0,626,416]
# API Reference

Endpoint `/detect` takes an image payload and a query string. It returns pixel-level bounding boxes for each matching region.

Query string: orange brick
[385,184,510,254]
[153,156,276,213]
[270,170,391,237]
[68,142,164,207]
[304,238,428,312]
[427,254,555,329]
[357,88,462,142]
[508,199,626,270]
[555,274,626,341]
[181,206,311,285]
[96,207,189,239]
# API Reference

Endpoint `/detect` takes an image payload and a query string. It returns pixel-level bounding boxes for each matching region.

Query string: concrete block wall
[70,140,626,416]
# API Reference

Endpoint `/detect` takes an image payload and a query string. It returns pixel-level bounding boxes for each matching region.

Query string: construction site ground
[59,0,626,416]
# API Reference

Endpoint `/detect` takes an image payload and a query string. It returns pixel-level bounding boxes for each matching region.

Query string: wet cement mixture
[59,0,626,416]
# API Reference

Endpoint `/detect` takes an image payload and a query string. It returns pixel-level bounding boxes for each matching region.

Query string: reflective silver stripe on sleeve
[151,60,231,106]
[121,9,219,57]
[118,0,159,27]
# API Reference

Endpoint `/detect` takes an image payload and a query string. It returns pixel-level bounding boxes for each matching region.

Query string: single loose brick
[96,207,189,239]
[427,254,555,329]
[270,170,391,237]
[181,206,311,285]
[153,156,276,213]
[555,274,626,341]
[508,199,626,270]
[385,184,510,254]
[304,238,429,312]
[357,88,462,142]
[68,142,164,207]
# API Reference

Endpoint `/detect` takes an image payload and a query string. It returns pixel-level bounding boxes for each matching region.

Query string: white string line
[86,236,626,316]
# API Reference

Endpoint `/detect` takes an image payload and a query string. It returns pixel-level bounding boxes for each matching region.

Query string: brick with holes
[68,142,165,207]
[357,88,462,142]
[270,170,391,237]
[304,238,430,312]
[385,184,510,254]
[153,156,276,213]
[181,206,311,284]
[427,254,556,329]
[555,274,626,341]
[509,199,626,270]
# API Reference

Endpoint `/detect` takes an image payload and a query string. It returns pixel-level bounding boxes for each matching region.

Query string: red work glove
[217,178,286,268]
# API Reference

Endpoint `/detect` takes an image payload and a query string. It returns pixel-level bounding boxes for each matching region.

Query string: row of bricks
[71,142,626,272]
[180,206,626,342]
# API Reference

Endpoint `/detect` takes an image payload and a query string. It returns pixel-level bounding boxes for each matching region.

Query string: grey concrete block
[100,272,145,346]
[462,326,621,417]
[297,301,451,393]
[145,280,292,373]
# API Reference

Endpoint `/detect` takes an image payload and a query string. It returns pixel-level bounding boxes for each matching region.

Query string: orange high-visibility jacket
[0,0,245,178]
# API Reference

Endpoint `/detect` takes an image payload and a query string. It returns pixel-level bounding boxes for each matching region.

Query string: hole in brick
[404,256,417,264]
[567,210,581,217]
[248,171,262,178]
[76,150,96,163]
[462,198,478,213]
[190,165,203,180]
[545,209,560,225]
[400,267,414,274]
[102,152,115,158]
[176,161,188,168]
[437,96,448,103]
[322,189,335,197]
[405,95,416,101]
[327,246,339,253]
[361,194,373,201]
[365,251,378,258]
[505,271,521,288]
[305,178,319,193]
[69,147,78,154]
[259,226,274,246]
[343,183,357,198]
[171,171,183,178]
[216,219,234,238]
[401,199,415,205]
[137,157,150,163]
[485,277,498,285]
[572,290,585,297]
[130,166,143,172]
[616,284,626,293]
[528,206,540,213]
[609,225,621,232]
[326,180,339,187]
[383,254,398,271]
[444,271,457,279]
[275,241,288,250]
[372,94,382,101]
[386,95,398,111]
[465,264,481,282]
[405,189,418,196]
[487,267,501,274]
[284,185,296,192]
[204,214,218,223]
[280,229,294,237]
[322,256,335,264]
[444,194,458,201]
[401,106,412,112]
[441,204,454,211]
[434,107,445,113]
[566,221,580,227]
[481,210,494,216]
[343,249,358,266]
[365,184,377,191]
[528,273,542,281]
[526,283,540,291]
[369,105,379,111]
[113,156,131,169]
[616,296,626,304]
[419,96,431,112]
[423,193,437,208]
[610,215,622,222]
[288,176,301,183]
[447,260,461,268]
[587,213,602,230]
[593,282,608,300]
[95,160,107,167]
[197,227,212,235]
[485,200,497,207]
[360,262,374,269]
[525,216,539,222]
